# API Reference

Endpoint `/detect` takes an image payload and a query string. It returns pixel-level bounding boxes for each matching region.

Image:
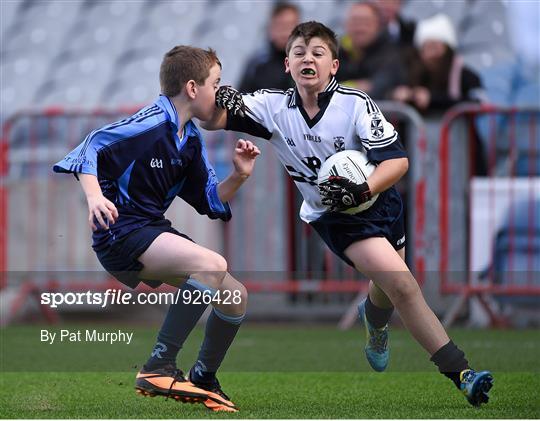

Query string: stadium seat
[459,1,513,68]
[0,0,19,39]
[0,55,48,117]
[101,47,161,106]
[302,0,348,30]
[1,1,79,62]
[58,7,140,58]
[2,0,80,39]
[401,0,467,27]
[190,1,271,85]
[137,0,205,44]
[35,52,114,108]
[76,0,144,27]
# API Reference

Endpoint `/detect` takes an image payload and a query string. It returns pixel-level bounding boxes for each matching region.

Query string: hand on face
[192,63,222,121]
[215,86,245,117]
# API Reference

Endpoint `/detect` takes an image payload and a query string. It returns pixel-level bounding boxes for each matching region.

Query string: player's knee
[211,253,228,274]
[389,276,421,304]
[214,282,248,315]
[227,282,248,314]
[199,253,228,289]
[236,283,248,313]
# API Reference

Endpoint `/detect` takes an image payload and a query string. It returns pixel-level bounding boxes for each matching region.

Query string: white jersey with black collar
[226,77,407,223]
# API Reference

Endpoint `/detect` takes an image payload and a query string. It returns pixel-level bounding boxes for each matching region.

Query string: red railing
[1,103,427,324]
[439,104,539,297]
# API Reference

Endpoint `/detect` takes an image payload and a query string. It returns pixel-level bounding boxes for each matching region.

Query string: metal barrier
[0,102,428,324]
[438,104,540,326]
[0,107,237,323]
[1,108,228,273]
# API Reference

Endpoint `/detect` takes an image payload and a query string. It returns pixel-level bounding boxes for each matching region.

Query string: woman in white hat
[391,14,485,111]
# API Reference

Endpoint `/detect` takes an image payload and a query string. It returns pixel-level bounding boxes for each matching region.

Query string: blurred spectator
[237,2,299,93]
[336,1,405,99]
[391,14,485,112]
[375,0,416,47]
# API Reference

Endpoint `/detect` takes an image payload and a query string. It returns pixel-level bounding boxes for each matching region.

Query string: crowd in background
[237,0,539,115]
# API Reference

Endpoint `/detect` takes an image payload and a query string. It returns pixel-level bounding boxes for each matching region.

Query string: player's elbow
[398,157,409,177]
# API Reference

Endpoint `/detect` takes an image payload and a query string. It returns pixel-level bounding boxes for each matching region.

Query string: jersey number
[285,156,325,185]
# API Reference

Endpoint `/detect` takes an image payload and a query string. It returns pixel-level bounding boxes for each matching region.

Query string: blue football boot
[460,369,494,406]
[358,299,389,372]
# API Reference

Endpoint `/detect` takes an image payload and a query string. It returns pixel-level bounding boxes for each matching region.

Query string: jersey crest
[370,113,384,139]
[333,136,345,152]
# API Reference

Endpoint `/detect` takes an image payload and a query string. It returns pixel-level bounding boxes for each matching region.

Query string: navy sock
[364,294,394,328]
[144,280,211,370]
[430,340,470,389]
[191,308,244,381]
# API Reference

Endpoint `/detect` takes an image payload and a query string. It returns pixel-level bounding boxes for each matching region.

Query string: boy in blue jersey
[54,46,260,412]
[206,22,493,407]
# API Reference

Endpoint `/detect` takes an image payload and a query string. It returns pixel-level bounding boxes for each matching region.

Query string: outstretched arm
[217,139,261,202]
[201,86,246,131]
[200,107,227,130]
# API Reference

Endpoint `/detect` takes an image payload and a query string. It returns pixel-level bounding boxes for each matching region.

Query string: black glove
[215,86,245,117]
[318,175,372,212]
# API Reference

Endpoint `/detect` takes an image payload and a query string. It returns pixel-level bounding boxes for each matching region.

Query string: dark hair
[426,46,454,92]
[285,21,339,59]
[159,45,221,97]
[271,1,300,19]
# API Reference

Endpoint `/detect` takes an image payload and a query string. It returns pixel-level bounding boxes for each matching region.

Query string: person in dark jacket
[336,1,405,99]
[375,0,416,47]
[237,2,300,92]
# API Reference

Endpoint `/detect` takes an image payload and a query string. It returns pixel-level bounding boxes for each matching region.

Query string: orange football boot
[135,364,237,412]
[189,370,238,412]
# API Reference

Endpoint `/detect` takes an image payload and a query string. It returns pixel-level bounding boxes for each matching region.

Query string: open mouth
[300,68,316,76]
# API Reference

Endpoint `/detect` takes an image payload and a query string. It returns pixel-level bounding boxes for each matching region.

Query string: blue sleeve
[53,114,168,179]
[178,139,232,221]
[53,130,100,177]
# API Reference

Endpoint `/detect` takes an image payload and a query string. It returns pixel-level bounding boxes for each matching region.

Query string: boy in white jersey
[205,21,493,407]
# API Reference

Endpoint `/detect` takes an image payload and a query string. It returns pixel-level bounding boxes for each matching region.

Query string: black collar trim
[287,77,339,108]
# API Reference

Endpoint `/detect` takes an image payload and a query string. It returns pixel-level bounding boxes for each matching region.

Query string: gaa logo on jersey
[370,114,384,139]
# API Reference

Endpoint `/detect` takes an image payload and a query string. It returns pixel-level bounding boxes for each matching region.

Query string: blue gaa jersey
[53,95,231,251]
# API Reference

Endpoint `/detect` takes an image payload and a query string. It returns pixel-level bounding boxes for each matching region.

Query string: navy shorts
[310,187,406,268]
[95,219,193,289]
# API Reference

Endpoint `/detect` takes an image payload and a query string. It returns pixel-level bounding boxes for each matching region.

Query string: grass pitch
[1,325,539,418]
